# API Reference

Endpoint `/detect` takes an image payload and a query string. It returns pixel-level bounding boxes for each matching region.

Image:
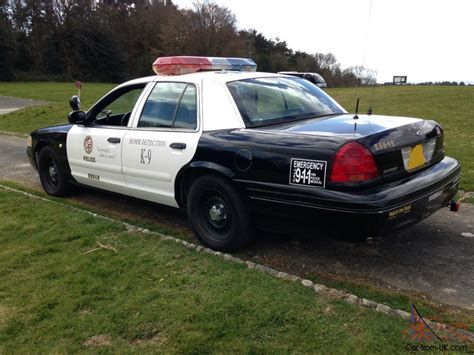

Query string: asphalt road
[1,133,473,312]
[0,96,45,115]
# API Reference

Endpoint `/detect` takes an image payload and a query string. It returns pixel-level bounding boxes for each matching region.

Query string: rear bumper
[242,157,461,236]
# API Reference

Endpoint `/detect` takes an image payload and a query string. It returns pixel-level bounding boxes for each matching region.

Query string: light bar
[152,56,257,75]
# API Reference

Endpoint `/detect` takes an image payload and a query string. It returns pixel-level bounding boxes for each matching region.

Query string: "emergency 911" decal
[289,158,327,188]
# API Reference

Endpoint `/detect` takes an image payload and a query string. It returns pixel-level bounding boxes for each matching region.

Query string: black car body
[27,59,461,251]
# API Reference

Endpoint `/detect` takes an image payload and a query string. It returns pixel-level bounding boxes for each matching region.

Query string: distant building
[393,76,407,85]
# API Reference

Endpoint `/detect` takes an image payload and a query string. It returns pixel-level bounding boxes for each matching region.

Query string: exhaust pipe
[450,199,461,212]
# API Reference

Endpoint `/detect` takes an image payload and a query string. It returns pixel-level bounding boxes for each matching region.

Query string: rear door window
[138,82,197,130]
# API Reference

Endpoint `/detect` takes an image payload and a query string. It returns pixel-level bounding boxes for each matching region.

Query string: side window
[94,86,144,126]
[174,85,197,129]
[138,82,197,130]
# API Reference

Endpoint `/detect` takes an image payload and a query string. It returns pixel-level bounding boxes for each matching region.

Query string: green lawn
[0,189,409,352]
[0,82,472,191]
[0,82,114,135]
[3,179,473,333]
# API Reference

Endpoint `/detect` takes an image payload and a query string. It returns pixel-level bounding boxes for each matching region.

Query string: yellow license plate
[407,144,426,171]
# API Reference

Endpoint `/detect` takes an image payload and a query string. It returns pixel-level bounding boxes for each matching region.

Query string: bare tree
[347,65,377,86]
[160,1,246,56]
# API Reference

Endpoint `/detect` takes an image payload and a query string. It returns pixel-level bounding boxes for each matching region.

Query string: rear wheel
[38,146,74,196]
[186,174,255,251]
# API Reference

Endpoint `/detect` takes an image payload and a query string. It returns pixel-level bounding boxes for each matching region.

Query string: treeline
[416,81,469,86]
[384,82,471,86]
[0,0,375,87]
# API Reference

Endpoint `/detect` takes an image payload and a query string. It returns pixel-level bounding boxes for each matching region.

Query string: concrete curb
[1,183,473,343]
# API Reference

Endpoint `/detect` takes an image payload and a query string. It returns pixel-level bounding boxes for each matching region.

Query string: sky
[173,0,474,84]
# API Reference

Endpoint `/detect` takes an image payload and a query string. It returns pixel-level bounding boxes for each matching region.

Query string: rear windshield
[227,77,344,127]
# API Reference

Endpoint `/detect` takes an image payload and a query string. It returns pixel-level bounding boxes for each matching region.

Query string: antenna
[354,98,360,120]
[360,0,377,116]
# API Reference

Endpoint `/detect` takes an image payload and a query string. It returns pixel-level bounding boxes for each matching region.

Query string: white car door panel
[66,83,149,194]
[67,126,127,193]
[122,130,200,207]
[121,81,201,207]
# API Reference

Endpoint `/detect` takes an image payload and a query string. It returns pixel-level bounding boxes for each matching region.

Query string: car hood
[32,123,73,135]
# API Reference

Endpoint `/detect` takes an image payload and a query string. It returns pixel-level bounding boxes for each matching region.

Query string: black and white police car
[27,56,461,251]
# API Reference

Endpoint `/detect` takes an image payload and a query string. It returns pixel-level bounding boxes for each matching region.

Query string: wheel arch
[33,140,49,168]
[175,161,236,208]
[35,138,72,175]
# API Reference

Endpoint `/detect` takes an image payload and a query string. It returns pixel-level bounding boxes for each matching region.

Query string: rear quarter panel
[192,129,347,187]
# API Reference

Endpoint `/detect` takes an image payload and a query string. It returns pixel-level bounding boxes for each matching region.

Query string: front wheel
[186,175,255,251]
[38,146,74,196]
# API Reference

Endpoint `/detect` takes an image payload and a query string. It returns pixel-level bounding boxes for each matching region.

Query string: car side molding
[188,161,235,179]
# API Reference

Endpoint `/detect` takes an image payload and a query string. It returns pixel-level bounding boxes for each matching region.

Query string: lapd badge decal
[84,136,93,154]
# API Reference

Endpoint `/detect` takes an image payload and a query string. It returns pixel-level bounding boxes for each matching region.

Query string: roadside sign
[75,81,82,98]
[393,76,407,85]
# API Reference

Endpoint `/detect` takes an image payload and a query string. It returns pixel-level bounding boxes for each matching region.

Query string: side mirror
[68,110,86,124]
[69,95,81,111]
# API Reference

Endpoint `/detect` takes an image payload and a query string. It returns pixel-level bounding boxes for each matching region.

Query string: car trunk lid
[355,116,445,181]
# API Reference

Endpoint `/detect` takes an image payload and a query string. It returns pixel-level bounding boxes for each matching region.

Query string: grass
[0,188,411,352]
[306,273,474,333]
[0,82,114,135]
[3,180,473,334]
[0,180,195,243]
[0,82,472,190]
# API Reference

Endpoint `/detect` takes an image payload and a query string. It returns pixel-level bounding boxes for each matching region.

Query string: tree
[160,1,246,57]
[63,26,126,82]
[288,51,319,72]
[0,0,14,80]
[0,0,381,86]
[347,65,377,86]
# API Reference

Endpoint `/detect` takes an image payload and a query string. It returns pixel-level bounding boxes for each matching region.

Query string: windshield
[227,77,345,127]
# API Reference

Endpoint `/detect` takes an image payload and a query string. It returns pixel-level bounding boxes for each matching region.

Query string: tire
[38,146,74,196]
[186,174,255,251]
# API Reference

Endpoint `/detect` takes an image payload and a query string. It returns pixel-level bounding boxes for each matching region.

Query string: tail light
[330,141,380,183]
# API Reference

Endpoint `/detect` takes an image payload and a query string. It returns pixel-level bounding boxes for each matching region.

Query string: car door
[122,81,201,207]
[66,84,146,194]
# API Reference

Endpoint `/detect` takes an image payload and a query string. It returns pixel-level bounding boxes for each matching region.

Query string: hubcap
[198,194,232,240]
[44,158,59,187]
[209,202,227,223]
[49,165,58,180]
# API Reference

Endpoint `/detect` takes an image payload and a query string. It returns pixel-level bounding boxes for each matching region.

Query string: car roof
[119,71,288,87]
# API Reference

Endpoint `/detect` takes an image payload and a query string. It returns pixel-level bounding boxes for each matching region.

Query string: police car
[27,56,461,251]
[278,71,327,88]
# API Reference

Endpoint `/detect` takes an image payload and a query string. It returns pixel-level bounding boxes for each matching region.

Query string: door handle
[107,137,121,144]
[170,142,186,150]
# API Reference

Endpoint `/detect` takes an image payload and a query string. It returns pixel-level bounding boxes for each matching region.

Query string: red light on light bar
[153,56,212,75]
[152,56,257,75]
